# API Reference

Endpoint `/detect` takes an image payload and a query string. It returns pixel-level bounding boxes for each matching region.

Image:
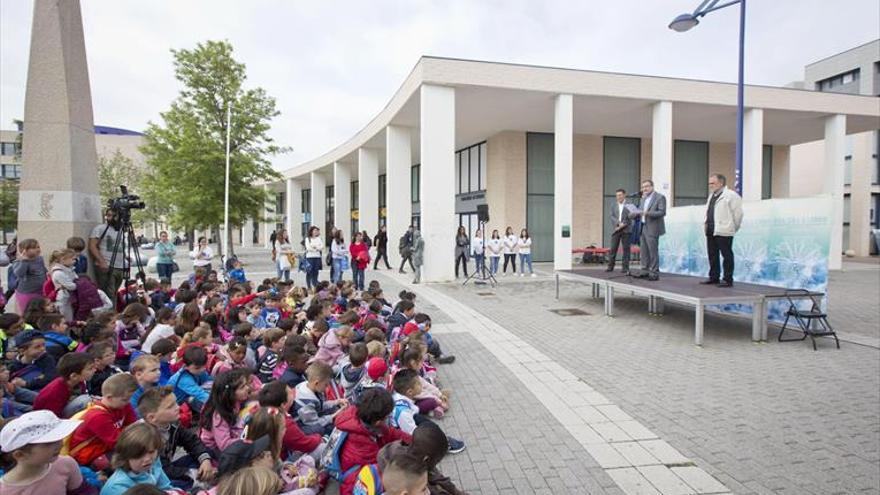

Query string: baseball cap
[218,436,271,473]
[14,329,45,348]
[1,410,82,452]
[366,357,388,381]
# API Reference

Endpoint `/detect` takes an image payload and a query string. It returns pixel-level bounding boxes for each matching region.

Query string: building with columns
[255,56,879,282]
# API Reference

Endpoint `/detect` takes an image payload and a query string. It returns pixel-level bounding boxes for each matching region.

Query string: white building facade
[260,57,879,281]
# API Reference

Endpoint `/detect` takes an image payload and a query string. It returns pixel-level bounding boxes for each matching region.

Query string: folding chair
[777,289,839,350]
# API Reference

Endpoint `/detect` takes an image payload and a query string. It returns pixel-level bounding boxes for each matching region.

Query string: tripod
[463,221,497,287]
[102,212,147,286]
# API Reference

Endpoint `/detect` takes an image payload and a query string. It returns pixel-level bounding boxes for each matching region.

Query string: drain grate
[549,308,590,316]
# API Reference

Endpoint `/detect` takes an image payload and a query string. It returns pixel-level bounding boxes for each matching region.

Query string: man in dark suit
[606,188,632,274]
[631,179,666,281]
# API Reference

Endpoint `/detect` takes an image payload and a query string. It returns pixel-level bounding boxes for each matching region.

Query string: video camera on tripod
[102,185,148,284]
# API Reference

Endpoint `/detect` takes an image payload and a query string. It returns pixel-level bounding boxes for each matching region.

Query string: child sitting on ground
[338,342,368,400]
[231,323,258,368]
[333,388,411,495]
[166,346,212,413]
[311,324,353,369]
[149,338,176,386]
[379,422,465,495]
[380,451,429,495]
[67,373,139,470]
[199,368,251,455]
[0,312,25,361]
[279,346,310,389]
[137,386,215,490]
[38,314,78,361]
[141,308,177,355]
[87,342,122,396]
[114,303,152,365]
[227,259,247,284]
[256,328,285,383]
[257,381,325,462]
[99,422,176,495]
[0,409,97,495]
[390,369,465,454]
[397,347,448,418]
[33,352,95,418]
[8,330,57,397]
[212,337,263,393]
[293,362,347,435]
[129,355,161,415]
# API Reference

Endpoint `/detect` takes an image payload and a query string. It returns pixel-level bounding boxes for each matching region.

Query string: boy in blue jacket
[166,345,212,412]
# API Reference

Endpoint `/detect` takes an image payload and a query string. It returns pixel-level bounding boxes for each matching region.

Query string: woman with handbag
[330,230,348,284]
[349,231,370,291]
[155,231,176,283]
[275,229,294,282]
[303,226,324,291]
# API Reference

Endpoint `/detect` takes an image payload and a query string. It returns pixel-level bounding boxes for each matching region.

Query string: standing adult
[701,173,743,287]
[398,226,415,274]
[411,230,425,284]
[502,226,518,276]
[326,226,338,282]
[304,226,324,291]
[350,231,370,290]
[275,230,294,282]
[190,236,214,275]
[4,236,17,300]
[89,209,127,297]
[269,230,277,252]
[471,229,485,276]
[155,231,176,283]
[372,226,392,270]
[518,229,534,277]
[454,226,470,279]
[361,230,372,249]
[330,230,348,284]
[631,179,666,281]
[487,229,503,275]
[606,188,633,274]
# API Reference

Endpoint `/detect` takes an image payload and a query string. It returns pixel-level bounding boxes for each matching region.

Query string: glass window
[0,142,17,156]
[673,140,709,206]
[275,192,285,215]
[526,133,555,261]
[302,189,311,214]
[351,180,359,209]
[411,165,420,203]
[459,150,470,194]
[527,133,554,195]
[843,194,851,224]
[469,146,479,192]
[480,143,488,191]
[762,145,772,200]
[603,137,641,247]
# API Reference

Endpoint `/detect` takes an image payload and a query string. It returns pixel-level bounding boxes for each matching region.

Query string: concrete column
[241,219,254,248]
[419,84,456,282]
[742,108,764,201]
[262,184,272,248]
[651,101,674,202]
[286,178,302,241]
[849,132,873,256]
[358,148,380,239]
[554,94,574,271]
[18,0,101,249]
[334,163,352,241]
[310,171,326,233]
[824,114,846,270]
[386,125,413,267]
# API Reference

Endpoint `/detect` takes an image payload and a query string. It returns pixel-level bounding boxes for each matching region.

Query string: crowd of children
[0,236,467,495]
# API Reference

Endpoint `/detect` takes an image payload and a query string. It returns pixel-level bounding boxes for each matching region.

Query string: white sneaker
[519,273,524,277]
[531,273,536,277]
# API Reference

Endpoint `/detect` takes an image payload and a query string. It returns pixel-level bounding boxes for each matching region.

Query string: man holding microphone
[700,173,743,287]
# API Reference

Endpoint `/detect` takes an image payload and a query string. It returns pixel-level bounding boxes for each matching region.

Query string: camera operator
[89,208,128,297]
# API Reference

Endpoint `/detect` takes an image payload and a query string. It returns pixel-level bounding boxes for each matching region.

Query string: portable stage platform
[555,268,824,346]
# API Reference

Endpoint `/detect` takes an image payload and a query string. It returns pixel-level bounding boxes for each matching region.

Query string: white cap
[0,410,82,452]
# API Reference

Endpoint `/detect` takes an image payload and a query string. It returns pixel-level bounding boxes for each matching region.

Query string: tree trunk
[227,225,235,257]
[187,229,195,251]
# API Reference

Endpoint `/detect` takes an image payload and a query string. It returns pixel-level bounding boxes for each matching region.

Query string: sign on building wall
[659,195,833,322]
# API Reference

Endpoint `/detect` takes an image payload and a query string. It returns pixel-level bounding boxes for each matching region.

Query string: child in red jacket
[67,373,138,470]
[334,388,411,495]
[257,380,326,461]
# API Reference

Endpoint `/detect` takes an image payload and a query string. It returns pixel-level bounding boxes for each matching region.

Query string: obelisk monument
[17,0,101,251]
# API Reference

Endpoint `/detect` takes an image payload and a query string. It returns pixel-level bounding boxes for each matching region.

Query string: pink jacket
[199,408,244,451]
[211,348,263,392]
[310,328,345,368]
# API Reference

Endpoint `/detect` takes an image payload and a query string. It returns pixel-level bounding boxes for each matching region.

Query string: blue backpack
[320,428,363,481]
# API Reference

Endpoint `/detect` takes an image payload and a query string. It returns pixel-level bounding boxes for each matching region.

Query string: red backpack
[41,270,61,301]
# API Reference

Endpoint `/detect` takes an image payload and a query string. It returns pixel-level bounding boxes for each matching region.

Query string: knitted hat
[365,357,388,381]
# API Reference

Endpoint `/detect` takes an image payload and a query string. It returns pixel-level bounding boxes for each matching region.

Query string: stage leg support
[591,283,599,299]
[606,285,615,316]
[695,303,704,346]
[752,299,763,342]
[656,297,665,314]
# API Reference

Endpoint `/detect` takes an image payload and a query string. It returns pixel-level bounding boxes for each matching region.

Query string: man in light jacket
[700,173,743,287]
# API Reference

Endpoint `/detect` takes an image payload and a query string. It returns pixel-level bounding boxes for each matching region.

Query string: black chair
[777,289,839,351]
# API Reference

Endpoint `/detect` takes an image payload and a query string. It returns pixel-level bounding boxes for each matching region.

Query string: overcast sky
[1,0,877,171]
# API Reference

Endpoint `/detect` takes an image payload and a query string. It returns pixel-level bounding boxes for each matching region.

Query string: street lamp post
[223,104,232,265]
[670,0,746,196]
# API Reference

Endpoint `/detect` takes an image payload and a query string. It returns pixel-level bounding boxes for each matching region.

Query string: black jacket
[374,231,388,251]
[155,421,212,480]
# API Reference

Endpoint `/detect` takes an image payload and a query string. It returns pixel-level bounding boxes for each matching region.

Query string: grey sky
[1,0,877,171]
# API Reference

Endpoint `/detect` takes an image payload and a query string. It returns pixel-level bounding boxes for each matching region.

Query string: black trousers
[454,253,469,277]
[707,235,734,283]
[399,252,415,271]
[503,253,516,273]
[607,230,631,271]
[373,249,391,269]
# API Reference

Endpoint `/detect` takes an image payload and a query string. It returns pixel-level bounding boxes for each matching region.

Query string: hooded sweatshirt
[333,406,411,495]
[311,327,346,368]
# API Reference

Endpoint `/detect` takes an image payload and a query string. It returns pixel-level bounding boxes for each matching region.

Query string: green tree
[98,150,142,206]
[141,40,285,256]
[0,179,18,242]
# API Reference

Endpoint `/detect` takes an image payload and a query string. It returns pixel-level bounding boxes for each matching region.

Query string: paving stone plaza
[193,248,879,495]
